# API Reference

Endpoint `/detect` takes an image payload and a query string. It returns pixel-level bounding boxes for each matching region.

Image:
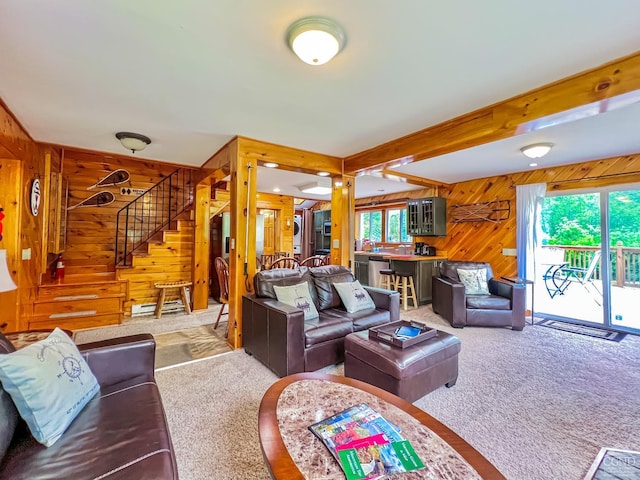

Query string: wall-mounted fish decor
[67,191,115,210]
[87,169,130,190]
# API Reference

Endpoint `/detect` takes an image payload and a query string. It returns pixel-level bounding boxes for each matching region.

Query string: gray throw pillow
[333,280,376,313]
[457,268,490,295]
[273,282,319,320]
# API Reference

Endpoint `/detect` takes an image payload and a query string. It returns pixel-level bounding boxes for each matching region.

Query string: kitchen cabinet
[407,197,446,236]
[354,255,369,286]
[391,258,445,304]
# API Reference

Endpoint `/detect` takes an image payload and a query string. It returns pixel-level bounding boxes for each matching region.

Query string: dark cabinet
[354,255,369,286]
[407,197,446,236]
[313,210,331,252]
[391,259,445,304]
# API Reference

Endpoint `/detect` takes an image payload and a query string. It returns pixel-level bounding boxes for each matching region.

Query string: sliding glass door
[536,186,640,334]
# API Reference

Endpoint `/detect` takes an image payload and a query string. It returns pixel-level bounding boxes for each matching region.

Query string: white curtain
[516,183,546,282]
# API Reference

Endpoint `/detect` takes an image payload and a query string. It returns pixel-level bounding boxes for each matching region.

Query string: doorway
[535,187,640,334]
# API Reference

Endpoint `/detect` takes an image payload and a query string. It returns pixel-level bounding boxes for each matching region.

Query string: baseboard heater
[131,300,185,317]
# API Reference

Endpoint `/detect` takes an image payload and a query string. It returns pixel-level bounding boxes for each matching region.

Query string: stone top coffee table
[258,373,505,479]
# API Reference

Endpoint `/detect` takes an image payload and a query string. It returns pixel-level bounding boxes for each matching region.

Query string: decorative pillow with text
[0,328,100,447]
[333,280,376,313]
[273,282,319,320]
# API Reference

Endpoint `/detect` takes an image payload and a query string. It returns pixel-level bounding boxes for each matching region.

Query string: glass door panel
[608,189,640,332]
[537,192,604,324]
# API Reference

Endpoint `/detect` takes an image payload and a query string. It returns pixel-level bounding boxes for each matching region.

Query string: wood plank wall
[418,154,640,278]
[0,100,52,332]
[62,149,191,271]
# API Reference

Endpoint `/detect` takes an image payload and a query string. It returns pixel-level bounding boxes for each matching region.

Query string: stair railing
[115,168,194,266]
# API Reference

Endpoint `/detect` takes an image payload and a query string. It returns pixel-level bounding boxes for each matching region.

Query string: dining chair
[213,256,229,336]
[299,255,326,267]
[269,257,300,269]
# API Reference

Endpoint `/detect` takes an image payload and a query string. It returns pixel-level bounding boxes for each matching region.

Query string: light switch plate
[22,248,31,260]
[502,248,517,257]
[333,239,339,248]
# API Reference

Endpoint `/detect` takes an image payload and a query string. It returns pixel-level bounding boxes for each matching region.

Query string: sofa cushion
[466,295,511,310]
[333,280,375,313]
[273,282,319,320]
[254,267,317,304]
[0,378,177,480]
[304,314,354,347]
[457,268,490,295]
[310,265,355,310]
[321,307,392,331]
[0,333,17,463]
[0,328,100,447]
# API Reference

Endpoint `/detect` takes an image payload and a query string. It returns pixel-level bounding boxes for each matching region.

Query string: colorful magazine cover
[308,403,424,480]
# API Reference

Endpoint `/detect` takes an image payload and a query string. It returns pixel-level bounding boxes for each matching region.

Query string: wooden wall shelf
[451,200,511,223]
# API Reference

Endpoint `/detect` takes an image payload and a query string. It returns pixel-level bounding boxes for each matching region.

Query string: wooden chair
[213,257,229,336]
[269,257,300,269]
[322,254,331,265]
[299,255,326,267]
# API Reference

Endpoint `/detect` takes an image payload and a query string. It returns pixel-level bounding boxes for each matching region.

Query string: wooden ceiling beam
[377,169,450,188]
[344,51,640,174]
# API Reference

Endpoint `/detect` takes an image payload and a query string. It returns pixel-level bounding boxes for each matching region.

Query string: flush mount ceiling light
[298,178,332,195]
[263,162,279,168]
[115,132,151,153]
[317,171,330,176]
[520,143,553,159]
[286,16,346,66]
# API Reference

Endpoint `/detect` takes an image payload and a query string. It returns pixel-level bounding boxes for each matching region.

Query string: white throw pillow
[273,282,319,320]
[333,280,376,313]
[457,268,490,295]
[0,328,100,447]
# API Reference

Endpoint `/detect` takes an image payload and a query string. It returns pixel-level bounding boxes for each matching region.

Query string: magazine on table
[308,403,425,480]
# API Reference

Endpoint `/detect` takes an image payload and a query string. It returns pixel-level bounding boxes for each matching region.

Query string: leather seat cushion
[344,330,461,380]
[466,294,511,310]
[319,307,391,331]
[304,314,354,347]
[0,378,177,480]
[253,267,318,306]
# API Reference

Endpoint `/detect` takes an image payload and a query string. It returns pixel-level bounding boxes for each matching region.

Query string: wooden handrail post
[616,241,625,287]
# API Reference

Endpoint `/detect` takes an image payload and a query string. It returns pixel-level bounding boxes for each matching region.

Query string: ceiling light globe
[287,17,345,66]
[521,143,553,159]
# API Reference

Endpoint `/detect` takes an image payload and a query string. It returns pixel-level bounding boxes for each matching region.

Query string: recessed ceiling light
[273,187,281,193]
[317,171,330,177]
[529,162,538,167]
[264,162,279,168]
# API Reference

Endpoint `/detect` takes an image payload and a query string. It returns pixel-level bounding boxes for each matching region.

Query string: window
[359,210,382,242]
[386,208,411,243]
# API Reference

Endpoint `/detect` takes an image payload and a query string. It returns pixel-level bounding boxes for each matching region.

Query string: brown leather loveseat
[432,260,526,330]
[243,265,400,377]
[0,332,178,479]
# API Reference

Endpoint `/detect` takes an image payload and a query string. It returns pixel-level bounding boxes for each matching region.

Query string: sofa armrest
[432,276,467,327]
[364,286,400,322]
[78,334,155,388]
[488,279,526,329]
[242,295,305,377]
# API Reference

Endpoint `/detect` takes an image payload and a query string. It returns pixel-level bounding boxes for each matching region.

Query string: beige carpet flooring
[150,305,640,480]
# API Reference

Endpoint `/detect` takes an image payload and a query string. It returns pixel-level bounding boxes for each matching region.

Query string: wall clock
[30,179,41,217]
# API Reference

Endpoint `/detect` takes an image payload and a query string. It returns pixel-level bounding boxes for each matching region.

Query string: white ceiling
[1,1,640,198]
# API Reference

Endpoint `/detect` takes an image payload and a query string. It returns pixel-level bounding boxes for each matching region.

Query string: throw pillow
[0,328,100,447]
[333,280,376,313]
[457,268,490,295]
[273,282,319,320]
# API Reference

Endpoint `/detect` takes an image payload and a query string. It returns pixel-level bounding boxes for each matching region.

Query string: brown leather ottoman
[344,329,461,402]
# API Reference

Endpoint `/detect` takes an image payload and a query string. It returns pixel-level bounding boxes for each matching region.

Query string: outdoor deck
[534,278,640,331]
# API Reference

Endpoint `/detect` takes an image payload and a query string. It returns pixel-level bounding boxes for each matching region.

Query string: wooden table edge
[258,372,506,480]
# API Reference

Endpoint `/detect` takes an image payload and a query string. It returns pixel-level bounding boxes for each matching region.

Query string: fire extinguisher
[55,254,65,282]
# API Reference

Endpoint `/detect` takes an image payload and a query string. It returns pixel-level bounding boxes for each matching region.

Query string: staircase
[33,168,195,329]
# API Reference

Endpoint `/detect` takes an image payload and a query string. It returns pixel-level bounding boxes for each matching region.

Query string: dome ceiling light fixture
[115,132,151,154]
[286,16,346,66]
[520,143,553,159]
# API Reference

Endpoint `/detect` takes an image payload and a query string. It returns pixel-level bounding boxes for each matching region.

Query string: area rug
[584,448,640,479]
[536,319,626,342]
[153,324,232,370]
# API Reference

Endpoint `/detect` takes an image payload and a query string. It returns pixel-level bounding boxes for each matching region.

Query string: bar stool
[395,272,418,310]
[378,269,396,290]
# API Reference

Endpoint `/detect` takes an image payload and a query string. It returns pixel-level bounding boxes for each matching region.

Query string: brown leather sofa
[243,265,400,377]
[0,332,178,479]
[432,260,526,330]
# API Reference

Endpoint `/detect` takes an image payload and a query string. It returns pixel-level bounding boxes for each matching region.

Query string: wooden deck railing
[542,244,640,287]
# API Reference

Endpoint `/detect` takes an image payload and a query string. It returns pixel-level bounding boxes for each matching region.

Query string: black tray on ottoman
[369,320,436,348]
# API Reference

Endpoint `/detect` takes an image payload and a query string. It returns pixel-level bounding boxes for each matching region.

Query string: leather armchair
[432,260,526,330]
